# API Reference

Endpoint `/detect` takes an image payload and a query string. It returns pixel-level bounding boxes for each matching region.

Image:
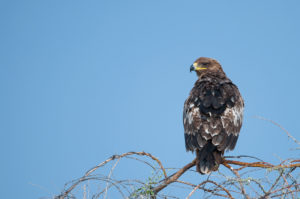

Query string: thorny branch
[55,151,300,199]
[255,116,300,146]
[56,151,167,198]
[222,162,250,199]
[55,118,299,198]
[185,180,234,199]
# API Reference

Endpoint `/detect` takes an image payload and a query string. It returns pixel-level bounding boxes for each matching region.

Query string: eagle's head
[190,57,225,77]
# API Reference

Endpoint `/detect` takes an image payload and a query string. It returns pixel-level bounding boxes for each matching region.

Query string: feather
[212,134,224,146]
[197,134,206,147]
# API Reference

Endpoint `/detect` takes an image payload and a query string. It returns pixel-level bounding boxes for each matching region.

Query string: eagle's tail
[196,142,223,174]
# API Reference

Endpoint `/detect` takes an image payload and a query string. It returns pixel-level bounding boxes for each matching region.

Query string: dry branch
[56,151,300,199]
[255,116,300,146]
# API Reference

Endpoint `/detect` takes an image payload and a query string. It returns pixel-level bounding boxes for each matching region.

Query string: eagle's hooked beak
[190,65,194,72]
[190,63,207,72]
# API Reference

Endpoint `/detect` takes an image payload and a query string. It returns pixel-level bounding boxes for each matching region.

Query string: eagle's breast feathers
[183,76,244,154]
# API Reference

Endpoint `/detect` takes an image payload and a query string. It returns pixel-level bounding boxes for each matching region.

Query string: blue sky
[1,0,300,198]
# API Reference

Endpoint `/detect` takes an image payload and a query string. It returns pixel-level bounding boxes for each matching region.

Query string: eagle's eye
[202,63,209,66]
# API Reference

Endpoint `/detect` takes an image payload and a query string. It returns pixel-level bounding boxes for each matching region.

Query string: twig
[249,178,267,195]
[224,155,265,162]
[255,116,300,146]
[270,189,300,198]
[270,183,300,197]
[94,178,145,198]
[224,159,300,170]
[264,168,284,198]
[56,151,166,198]
[125,156,157,171]
[176,180,231,198]
[104,157,121,199]
[152,159,196,194]
[223,162,250,199]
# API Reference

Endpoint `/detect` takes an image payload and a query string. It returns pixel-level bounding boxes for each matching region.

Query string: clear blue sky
[1,0,300,198]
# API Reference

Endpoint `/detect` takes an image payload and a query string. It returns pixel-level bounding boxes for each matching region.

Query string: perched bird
[183,57,244,174]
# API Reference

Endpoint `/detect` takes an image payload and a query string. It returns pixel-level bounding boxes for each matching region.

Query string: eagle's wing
[183,79,244,152]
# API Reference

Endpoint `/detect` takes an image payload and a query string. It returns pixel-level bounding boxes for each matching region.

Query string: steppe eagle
[183,57,244,174]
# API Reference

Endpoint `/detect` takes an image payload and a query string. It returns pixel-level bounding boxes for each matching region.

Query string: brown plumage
[183,57,244,174]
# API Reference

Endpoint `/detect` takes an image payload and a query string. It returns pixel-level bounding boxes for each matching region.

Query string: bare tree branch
[255,116,300,146]
[152,159,196,194]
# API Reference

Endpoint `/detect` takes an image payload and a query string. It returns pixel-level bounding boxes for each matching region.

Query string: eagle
[183,57,244,174]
